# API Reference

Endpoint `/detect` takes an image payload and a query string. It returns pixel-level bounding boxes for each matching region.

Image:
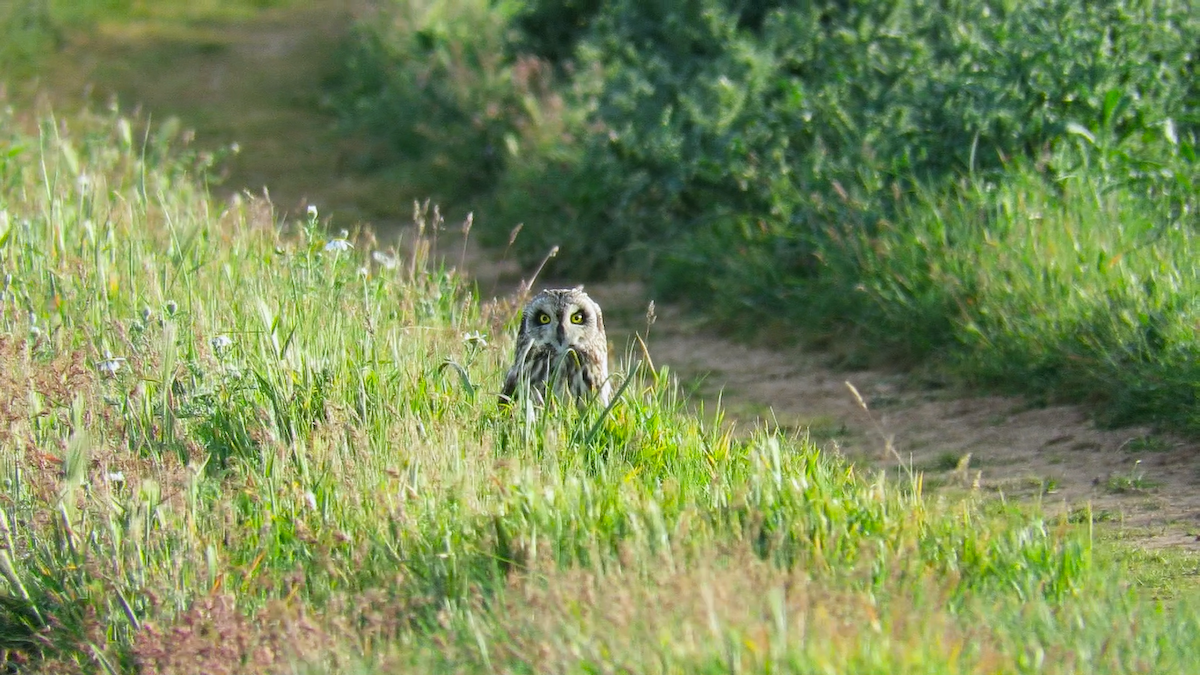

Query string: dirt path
[30,2,1200,549]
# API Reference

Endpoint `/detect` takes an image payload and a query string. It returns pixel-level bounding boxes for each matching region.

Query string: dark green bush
[494,0,1198,273]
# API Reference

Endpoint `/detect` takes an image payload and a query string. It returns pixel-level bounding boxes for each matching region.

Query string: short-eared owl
[501,288,611,407]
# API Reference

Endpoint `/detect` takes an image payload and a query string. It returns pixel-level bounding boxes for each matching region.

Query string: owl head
[518,287,606,352]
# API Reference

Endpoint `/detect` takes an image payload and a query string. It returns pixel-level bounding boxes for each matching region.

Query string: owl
[500,288,612,408]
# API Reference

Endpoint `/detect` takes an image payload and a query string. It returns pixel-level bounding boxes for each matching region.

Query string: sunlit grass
[830,158,1200,432]
[2,105,1200,673]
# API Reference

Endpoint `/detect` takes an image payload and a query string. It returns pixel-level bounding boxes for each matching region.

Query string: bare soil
[24,1,1200,549]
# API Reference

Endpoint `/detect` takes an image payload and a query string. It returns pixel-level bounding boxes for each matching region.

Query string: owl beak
[555,321,566,347]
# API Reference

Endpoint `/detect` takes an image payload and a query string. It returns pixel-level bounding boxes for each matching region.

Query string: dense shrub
[495,0,1198,270]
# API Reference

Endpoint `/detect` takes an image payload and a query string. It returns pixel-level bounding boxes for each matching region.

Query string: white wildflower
[304,491,318,511]
[324,238,352,253]
[106,471,125,484]
[462,331,488,348]
[97,354,127,376]
[211,334,234,354]
[307,204,318,219]
[371,250,398,270]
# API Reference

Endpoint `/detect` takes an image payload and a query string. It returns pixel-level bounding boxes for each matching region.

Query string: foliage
[328,0,544,205]
[0,0,59,74]
[833,160,1198,425]
[3,104,1200,672]
[497,0,1198,265]
[334,0,1200,433]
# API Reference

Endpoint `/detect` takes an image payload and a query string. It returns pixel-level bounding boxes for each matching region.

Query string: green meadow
[1,1,1200,672]
[0,80,1197,675]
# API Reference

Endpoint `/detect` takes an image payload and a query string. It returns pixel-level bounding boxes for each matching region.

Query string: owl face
[520,288,605,354]
[502,287,611,407]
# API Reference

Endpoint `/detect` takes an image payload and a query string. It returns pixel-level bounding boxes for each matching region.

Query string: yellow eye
[570,311,585,325]
[537,312,551,325]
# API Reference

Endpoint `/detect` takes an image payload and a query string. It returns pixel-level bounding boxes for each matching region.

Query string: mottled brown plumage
[500,288,611,408]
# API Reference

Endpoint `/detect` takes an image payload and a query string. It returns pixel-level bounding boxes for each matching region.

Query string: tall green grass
[1,105,1199,673]
[850,162,1198,427]
[678,152,1200,428]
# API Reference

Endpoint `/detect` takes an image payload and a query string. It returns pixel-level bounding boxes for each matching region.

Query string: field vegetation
[333,0,1200,434]
[3,2,1200,673]
[0,95,1198,674]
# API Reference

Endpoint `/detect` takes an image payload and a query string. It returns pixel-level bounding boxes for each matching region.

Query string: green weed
[1105,461,1160,494]
[836,160,1200,432]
